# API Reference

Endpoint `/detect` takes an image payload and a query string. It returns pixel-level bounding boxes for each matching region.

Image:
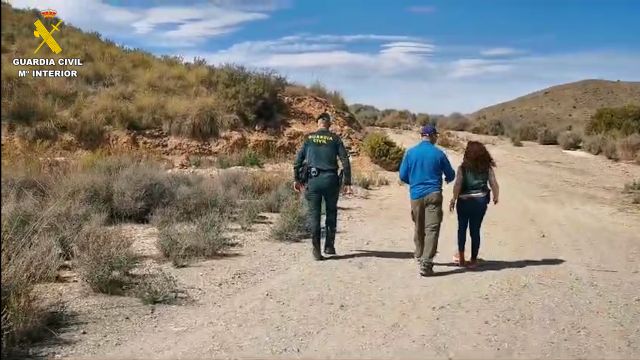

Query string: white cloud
[481,47,523,57]
[407,6,437,14]
[206,0,291,11]
[10,0,270,47]
[192,37,640,113]
[449,59,513,78]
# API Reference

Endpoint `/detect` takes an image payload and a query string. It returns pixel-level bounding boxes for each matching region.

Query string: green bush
[363,132,405,171]
[586,105,640,136]
[217,150,264,168]
[558,131,582,150]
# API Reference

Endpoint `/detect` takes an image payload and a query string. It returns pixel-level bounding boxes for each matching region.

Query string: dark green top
[293,128,352,185]
[460,167,490,195]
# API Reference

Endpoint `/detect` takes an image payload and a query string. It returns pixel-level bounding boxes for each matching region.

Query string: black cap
[317,112,332,122]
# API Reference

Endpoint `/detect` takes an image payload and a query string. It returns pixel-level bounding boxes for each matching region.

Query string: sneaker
[420,264,435,277]
[324,247,336,255]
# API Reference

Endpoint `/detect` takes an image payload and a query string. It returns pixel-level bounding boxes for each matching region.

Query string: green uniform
[293,128,351,256]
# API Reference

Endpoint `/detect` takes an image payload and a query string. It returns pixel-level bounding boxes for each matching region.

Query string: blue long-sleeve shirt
[399,141,456,200]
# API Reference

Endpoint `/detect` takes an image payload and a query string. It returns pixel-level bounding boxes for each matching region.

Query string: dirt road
[41,130,640,359]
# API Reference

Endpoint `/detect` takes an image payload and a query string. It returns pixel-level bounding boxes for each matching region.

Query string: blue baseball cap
[420,125,438,136]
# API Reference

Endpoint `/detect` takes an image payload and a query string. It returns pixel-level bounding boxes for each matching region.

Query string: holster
[296,164,309,185]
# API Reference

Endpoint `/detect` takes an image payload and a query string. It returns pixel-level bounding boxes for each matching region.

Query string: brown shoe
[466,259,478,269]
[453,251,466,267]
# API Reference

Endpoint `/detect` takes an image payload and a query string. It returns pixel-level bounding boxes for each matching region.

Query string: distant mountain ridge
[471,80,640,127]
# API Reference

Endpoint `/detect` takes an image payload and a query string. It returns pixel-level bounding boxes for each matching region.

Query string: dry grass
[157,212,232,267]
[354,172,390,190]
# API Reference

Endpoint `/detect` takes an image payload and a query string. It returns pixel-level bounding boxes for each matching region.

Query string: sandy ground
[33,130,640,360]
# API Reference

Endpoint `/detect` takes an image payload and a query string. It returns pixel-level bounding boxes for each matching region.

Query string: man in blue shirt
[399,125,456,276]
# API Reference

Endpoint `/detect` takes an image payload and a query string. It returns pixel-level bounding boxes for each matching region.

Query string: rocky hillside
[471,80,640,128]
[0,3,363,161]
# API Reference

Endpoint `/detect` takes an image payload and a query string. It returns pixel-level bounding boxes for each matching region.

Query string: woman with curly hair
[449,141,499,268]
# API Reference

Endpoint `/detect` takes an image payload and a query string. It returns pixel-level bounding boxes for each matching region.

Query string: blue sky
[10,0,640,114]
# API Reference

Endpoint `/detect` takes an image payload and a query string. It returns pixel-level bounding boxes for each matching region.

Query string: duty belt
[310,167,337,177]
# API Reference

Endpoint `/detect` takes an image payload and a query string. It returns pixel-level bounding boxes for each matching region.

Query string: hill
[0,3,363,161]
[471,79,640,128]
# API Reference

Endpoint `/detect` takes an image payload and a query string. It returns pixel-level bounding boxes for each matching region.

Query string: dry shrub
[582,134,606,155]
[354,172,390,190]
[1,199,67,354]
[152,176,235,225]
[260,183,296,213]
[558,130,582,150]
[75,222,137,295]
[510,135,523,147]
[363,132,405,172]
[134,271,179,305]
[157,212,231,267]
[111,163,174,222]
[438,132,465,151]
[271,197,308,242]
[15,123,59,142]
[514,122,541,141]
[616,134,640,161]
[603,139,619,160]
[624,179,640,204]
[238,204,261,231]
[216,150,264,168]
[537,128,560,145]
[164,98,221,140]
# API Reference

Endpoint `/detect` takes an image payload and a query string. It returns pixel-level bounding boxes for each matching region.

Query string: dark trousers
[305,173,340,250]
[456,195,489,260]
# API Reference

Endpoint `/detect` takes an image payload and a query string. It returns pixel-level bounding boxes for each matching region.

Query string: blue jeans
[456,195,489,260]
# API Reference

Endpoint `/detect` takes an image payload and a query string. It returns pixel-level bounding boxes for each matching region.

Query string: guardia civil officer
[293,112,352,261]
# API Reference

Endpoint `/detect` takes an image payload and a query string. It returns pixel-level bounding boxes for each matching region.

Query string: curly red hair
[461,141,496,173]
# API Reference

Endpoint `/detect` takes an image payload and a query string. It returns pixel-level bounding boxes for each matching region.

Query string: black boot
[312,238,324,261]
[324,227,336,255]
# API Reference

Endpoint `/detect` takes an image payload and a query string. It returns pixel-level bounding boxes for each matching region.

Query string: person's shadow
[327,250,565,276]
